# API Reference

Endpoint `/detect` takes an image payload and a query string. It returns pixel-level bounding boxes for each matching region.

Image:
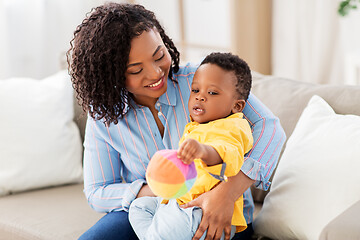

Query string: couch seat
[0,184,104,240]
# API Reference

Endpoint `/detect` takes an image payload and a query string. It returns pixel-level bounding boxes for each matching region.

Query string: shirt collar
[188,112,244,125]
[157,78,177,107]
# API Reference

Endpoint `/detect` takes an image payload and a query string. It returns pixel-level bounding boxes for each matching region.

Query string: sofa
[0,72,359,240]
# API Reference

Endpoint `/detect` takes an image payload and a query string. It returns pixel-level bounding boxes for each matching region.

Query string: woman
[68,3,285,240]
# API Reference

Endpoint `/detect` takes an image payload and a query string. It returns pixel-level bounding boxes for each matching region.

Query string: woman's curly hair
[200,52,252,101]
[67,2,180,124]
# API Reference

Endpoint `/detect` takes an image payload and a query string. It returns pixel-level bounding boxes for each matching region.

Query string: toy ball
[146,149,197,199]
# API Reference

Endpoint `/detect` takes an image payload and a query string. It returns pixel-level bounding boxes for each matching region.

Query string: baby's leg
[144,199,195,240]
[149,201,235,240]
[130,197,236,240]
[128,196,161,239]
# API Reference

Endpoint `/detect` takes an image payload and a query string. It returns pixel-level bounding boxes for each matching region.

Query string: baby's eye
[208,91,218,95]
[191,89,199,93]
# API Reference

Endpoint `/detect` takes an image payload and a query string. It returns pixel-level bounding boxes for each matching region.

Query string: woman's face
[125,28,171,107]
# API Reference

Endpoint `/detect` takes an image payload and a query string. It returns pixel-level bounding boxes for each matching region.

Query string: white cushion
[253,95,360,240]
[0,71,83,196]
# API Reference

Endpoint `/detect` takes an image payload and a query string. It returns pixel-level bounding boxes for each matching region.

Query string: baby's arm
[177,138,222,166]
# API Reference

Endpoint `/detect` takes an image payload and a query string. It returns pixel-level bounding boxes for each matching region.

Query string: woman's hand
[181,187,234,240]
[181,171,255,240]
[136,184,156,198]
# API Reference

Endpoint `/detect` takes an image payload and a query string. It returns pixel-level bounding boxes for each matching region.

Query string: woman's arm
[241,93,286,191]
[83,117,147,213]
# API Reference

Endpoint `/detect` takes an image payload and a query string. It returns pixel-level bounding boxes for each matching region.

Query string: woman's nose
[146,64,162,80]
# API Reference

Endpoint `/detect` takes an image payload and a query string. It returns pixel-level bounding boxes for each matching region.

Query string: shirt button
[158,112,162,117]
[156,102,161,107]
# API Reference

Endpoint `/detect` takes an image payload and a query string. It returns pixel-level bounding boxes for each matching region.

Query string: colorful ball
[146,149,197,199]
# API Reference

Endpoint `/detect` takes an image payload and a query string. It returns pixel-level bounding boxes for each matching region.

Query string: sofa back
[73,95,87,143]
[250,74,360,202]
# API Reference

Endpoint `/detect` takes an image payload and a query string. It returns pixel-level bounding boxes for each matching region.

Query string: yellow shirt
[176,113,253,232]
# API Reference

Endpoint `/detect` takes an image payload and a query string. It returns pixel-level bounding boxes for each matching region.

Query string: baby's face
[188,63,242,124]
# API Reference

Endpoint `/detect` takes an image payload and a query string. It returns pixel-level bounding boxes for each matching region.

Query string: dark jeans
[78,211,138,240]
[78,211,253,240]
[232,223,254,240]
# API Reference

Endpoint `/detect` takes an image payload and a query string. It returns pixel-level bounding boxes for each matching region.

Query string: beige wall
[230,0,272,75]
[135,0,273,74]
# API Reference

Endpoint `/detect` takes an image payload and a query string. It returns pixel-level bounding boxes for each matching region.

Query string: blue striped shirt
[83,63,286,223]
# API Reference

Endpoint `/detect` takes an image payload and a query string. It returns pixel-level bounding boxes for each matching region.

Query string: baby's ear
[231,100,246,113]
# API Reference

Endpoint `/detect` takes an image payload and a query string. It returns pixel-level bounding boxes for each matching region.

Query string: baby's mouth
[194,107,204,113]
[192,106,205,115]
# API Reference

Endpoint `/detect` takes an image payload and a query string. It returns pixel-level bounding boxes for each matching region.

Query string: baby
[129,52,253,240]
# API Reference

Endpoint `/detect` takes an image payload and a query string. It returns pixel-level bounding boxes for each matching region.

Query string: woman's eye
[191,89,199,93]
[208,91,218,95]
[129,69,142,75]
[155,53,165,61]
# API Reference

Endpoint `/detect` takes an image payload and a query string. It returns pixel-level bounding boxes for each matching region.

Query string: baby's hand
[177,138,206,165]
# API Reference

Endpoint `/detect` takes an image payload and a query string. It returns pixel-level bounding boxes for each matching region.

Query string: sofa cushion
[319,199,360,240]
[0,184,104,240]
[73,92,87,142]
[0,71,83,196]
[253,95,360,239]
[250,74,360,203]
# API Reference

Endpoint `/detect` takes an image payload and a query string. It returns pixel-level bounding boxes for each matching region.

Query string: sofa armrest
[319,200,360,240]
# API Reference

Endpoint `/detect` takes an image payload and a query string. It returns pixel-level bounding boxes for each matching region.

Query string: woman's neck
[131,95,157,110]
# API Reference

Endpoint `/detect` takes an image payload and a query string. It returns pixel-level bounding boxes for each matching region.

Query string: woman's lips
[146,76,165,89]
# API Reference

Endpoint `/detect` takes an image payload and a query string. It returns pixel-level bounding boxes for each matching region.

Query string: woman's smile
[146,75,165,89]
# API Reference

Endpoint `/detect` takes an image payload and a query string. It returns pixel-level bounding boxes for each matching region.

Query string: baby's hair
[200,52,252,101]
[67,2,180,124]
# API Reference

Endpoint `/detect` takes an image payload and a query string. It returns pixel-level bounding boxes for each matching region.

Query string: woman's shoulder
[244,92,275,118]
[174,62,198,77]
[170,63,198,91]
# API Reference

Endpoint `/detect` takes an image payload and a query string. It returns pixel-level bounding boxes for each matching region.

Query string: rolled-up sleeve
[241,93,286,191]
[83,116,146,212]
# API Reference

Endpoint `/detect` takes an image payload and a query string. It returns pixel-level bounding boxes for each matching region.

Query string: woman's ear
[231,99,246,113]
